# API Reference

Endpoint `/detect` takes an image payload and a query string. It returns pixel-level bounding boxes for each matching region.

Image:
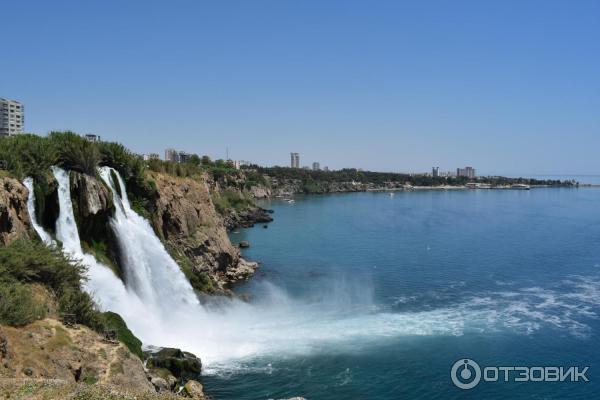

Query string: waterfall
[50,166,152,329]
[22,177,55,246]
[37,166,440,369]
[98,167,199,308]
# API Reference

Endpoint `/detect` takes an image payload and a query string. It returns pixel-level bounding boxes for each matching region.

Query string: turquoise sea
[205,188,600,399]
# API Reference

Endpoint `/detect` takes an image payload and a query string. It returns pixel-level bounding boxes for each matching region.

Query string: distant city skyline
[2,1,599,176]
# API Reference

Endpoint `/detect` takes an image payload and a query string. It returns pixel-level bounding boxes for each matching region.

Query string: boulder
[150,376,170,392]
[145,348,202,383]
[239,241,250,248]
[182,379,205,399]
[225,258,258,282]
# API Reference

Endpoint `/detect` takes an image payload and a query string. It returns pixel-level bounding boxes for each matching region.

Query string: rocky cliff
[144,171,258,290]
[0,177,31,245]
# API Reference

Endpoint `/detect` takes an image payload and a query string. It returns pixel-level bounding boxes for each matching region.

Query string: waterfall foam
[23,177,55,246]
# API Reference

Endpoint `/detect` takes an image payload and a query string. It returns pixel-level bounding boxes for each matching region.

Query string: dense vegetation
[146,156,238,181]
[0,240,142,358]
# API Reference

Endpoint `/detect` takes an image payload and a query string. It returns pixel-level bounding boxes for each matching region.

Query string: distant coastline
[242,166,579,199]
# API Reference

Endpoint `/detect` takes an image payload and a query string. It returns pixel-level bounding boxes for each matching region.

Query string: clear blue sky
[2,1,599,175]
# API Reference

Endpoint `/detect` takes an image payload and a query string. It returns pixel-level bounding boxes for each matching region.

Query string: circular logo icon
[451,359,481,390]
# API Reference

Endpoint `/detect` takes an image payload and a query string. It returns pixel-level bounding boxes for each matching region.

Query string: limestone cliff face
[0,319,153,392]
[146,172,256,289]
[0,178,31,245]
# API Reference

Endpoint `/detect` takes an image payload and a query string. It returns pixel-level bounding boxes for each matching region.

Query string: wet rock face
[69,171,117,254]
[0,178,31,245]
[70,172,113,218]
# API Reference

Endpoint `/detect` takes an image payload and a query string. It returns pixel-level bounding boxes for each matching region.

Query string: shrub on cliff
[0,134,57,179]
[0,282,46,326]
[0,240,143,354]
[0,240,101,327]
[212,189,254,214]
[0,131,146,182]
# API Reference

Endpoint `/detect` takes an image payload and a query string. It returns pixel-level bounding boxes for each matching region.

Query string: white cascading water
[50,166,153,330]
[23,177,55,246]
[98,167,198,308]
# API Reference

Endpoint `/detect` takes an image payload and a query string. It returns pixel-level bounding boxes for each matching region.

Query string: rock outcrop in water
[0,177,31,245]
[145,347,203,391]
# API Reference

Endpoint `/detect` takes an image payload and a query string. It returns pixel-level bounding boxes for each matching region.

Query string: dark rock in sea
[239,241,250,248]
[263,225,268,228]
[145,347,202,383]
[223,206,274,231]
[266,209,274,214]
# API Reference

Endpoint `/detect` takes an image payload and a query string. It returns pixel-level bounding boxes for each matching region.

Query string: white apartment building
[0,98,24,136]
[291,152,300,168]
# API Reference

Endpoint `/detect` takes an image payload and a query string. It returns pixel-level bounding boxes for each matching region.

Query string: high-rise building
[323,166,329,172]
[457,166,476,179]
[165,148,179,162]
[432,166,440,177]
[312,162,320,171]
[290,152,300,168]
[0,98,24,136]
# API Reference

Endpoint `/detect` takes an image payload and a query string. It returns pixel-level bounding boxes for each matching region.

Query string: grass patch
[110,361,125,376]
[46,325,72,352]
